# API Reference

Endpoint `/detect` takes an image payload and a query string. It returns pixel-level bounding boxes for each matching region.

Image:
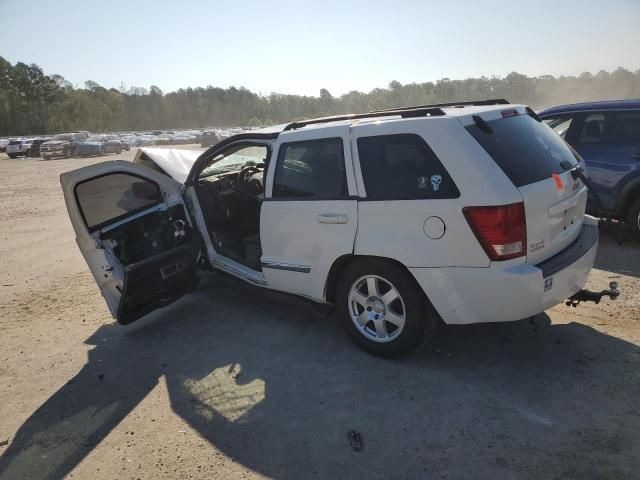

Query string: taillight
[463,202,526,261]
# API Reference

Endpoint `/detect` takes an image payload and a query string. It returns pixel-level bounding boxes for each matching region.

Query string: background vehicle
[75,134,123,157]
[21,138,47,157]
[539,100,640,239]
[4,138,46,158]
[60,100,610,358]
[201,130,221,147]
[41,132,88,159]
[0,138,9,152]
[5,139,26,158]
[118,135,133,151]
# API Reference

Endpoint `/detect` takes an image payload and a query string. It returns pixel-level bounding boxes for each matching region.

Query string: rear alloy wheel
[627,197,640,241]
[336,259,438,358]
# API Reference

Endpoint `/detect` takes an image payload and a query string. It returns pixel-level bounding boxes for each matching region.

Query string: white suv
[61,100,603,358]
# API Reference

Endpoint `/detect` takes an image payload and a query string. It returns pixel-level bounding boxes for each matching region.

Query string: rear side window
[75,173,163,231]
[466,114,579,188]
[610,111,640,143]
[577,113,606,143]
[357,134,459,200]
[273,138,347,199]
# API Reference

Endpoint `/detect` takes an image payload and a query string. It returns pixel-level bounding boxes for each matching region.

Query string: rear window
[466,114,579,187]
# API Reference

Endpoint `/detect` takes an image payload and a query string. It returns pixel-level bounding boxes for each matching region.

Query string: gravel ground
[0,148,639,480]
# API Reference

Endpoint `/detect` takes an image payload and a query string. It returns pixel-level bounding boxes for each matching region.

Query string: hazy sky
[1,0,638,96]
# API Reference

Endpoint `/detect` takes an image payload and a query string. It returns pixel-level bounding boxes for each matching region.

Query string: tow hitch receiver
[566,282,620,307]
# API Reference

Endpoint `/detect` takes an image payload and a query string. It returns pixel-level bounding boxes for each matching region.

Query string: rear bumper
[410,217,599,325]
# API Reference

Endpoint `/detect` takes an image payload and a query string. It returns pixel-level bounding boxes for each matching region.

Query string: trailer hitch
[566,282,620,307]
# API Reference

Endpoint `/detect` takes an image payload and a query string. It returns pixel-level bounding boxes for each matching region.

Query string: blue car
[75,134,123,157]
[539,100,640,239]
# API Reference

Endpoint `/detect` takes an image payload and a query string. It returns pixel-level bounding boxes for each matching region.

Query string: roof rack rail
[373,98,510,113]
[283,106,445,131]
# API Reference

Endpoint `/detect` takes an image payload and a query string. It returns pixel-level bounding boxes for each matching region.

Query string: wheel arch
[324,254,429,304]
[616,174,640,217]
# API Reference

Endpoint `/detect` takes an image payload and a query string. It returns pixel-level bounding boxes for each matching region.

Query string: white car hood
[133,147,201,184]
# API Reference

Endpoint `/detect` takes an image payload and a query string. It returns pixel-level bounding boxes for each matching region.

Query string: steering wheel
[235,165,264,203]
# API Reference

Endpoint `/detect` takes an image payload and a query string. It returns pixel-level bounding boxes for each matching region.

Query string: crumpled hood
[133,147,201,183]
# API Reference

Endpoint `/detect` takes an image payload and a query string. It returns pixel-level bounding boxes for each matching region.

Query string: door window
[75,173,163,231]
[610,111,640,143]
[273,138,347,198]
[544,116,574,139]
[357,134,459,199]
[577,113,606,143]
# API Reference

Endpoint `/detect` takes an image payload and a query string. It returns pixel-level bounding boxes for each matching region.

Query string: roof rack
[282,99,510,131]
[283,106,445,131]
[373,98,510,113]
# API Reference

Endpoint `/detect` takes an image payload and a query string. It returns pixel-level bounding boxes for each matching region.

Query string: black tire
[627,197,640,241]
[116,147,122,154]
[336,258,438,358]
[8,153,17,159]
[64,148,70,159]
[42,155,50,160]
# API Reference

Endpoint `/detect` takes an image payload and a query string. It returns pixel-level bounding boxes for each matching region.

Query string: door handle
[317,213,348,224]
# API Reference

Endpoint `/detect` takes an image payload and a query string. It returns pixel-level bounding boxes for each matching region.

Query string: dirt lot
[0,148,639,480]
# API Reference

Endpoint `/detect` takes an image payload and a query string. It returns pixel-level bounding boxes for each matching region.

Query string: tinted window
[577,113,606,143]
[466,114,579,187]
[75,173,163,231]
[610,111,640,143]
[357,134,459,200]
[273,138,347,198]
[544,116,574,139]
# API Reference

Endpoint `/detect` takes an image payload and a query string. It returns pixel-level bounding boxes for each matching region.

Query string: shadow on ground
[594,222,640,278]
[1,273,639,479]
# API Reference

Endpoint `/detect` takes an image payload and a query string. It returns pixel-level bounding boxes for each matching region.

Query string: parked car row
[1,128,222,159]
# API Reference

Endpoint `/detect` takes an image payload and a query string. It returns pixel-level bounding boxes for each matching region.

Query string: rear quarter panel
[351,117,523,268]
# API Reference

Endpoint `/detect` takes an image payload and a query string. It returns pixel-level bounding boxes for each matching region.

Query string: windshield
[200,145,268,177]
[466,114,579,187]
[52,134,72,141]
[86,135,104,142]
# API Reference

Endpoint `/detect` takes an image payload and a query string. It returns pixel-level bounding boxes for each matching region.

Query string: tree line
[1,56,639,136]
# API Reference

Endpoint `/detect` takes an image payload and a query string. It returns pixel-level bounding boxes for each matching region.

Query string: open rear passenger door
[61,161,202,324]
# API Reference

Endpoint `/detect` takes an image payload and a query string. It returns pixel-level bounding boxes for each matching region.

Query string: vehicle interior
[194,144,269,270]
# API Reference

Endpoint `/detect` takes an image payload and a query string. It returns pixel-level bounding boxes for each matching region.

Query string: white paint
[423,216,446,239]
